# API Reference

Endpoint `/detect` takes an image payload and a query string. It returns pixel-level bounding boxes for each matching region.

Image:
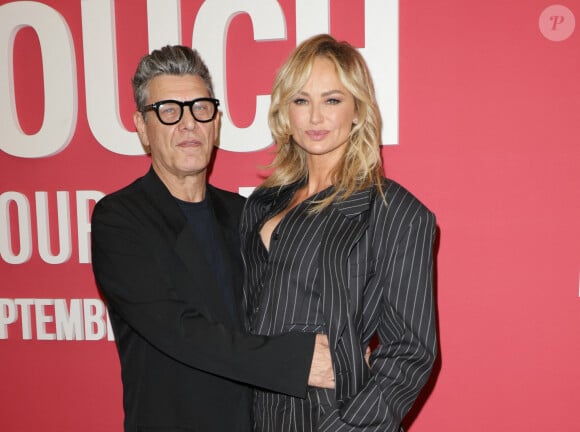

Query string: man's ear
[133,111,149,149]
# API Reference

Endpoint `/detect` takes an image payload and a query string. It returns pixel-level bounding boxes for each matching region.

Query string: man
[91,45,333,432]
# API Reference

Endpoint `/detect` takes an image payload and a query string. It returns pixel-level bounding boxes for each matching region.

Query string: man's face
[134,74,219,184]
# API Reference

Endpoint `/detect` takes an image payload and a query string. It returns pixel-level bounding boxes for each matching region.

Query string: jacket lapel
[318,188,374,401]
[206,186,244,326]
[141,168,225,323]
[319,188,373,348]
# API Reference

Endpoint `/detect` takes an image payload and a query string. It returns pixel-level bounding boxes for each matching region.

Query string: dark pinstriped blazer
[241,178,437,432]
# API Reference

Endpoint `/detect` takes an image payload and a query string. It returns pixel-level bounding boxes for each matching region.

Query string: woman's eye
[326,98,341,105]
[292,98,308,105]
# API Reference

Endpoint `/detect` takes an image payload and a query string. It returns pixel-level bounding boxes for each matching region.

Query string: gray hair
[132,45,214,111]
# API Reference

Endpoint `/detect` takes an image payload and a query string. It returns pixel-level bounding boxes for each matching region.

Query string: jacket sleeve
[319,206,438,431]
[91,195,314,398]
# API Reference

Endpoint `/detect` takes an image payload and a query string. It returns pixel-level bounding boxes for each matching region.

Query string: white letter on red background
[146,0,181,50]
[84,299,108,340]
[359,0,399,145]
[295,0,398,145]
[193,0,287,152]
[0,2,77,157]
[15,299,34,339]
[36,191,72,265]
[0,299,17,339]
[0,192,32,264]
[82,0,140,155]
[55,299,85,340]
[77,190,105,264]
[35,299,56,340]
[295,0,330,42]
[82,0,180,155]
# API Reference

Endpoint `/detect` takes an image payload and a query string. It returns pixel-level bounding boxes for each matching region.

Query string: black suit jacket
[241,179,437,431]
[91,168,315,432]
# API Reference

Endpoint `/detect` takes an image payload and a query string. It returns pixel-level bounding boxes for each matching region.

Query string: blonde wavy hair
[263,34,384,211]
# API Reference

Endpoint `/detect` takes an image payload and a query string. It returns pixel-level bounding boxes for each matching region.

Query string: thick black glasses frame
[141,98,220,125]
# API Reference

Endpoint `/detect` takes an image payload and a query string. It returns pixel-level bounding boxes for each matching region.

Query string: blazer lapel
[318,188,375,401]
[141,168,223,322]
[206,186,244,326]
[319,188,374,349]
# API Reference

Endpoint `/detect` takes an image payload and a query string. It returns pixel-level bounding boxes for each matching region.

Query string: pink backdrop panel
[1,1,579,431]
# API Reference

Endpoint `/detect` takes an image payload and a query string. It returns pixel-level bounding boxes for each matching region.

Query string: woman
[241,34,437,432]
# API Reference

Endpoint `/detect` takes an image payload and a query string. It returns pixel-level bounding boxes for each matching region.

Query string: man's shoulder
[207,184,246,209]
[91,173,157,229]
[96,175,147,208]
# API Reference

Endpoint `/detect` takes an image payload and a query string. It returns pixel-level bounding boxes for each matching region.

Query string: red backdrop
[1,1,579,431]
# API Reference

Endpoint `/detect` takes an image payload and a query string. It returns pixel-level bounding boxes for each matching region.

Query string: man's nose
[179,106,198,129]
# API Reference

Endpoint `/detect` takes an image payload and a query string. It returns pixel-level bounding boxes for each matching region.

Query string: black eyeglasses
[141,98,220,125]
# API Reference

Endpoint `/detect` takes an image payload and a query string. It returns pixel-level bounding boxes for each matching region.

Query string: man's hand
[364,345,372,367]
[308,334,335,388]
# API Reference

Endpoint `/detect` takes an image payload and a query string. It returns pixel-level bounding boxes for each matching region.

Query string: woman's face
[288,57,357,168]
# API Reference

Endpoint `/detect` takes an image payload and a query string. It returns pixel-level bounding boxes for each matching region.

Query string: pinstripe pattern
[241,179,437,432]
[245,187,336,431]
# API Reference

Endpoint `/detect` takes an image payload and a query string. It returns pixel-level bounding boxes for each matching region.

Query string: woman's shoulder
[374,178,435,223]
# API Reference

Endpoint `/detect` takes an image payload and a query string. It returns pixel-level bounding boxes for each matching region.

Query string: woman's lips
[305,130,329,141]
